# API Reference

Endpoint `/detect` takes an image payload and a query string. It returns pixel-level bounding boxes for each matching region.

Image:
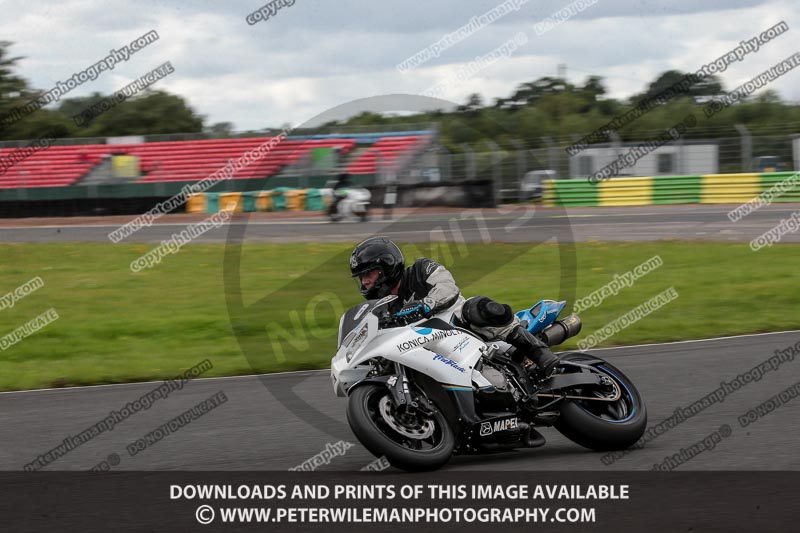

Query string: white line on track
[586,328,800,351]
[1,329,798,396]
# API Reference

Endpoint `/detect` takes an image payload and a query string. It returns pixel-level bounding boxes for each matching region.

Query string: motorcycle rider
[328,172,352,217]
[349,236,560,378]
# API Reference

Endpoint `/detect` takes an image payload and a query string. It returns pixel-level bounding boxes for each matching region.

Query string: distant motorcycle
[327,187,371,222]
[331,295,647,471]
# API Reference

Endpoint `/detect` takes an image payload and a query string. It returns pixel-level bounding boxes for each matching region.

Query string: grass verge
[0,241,797,391]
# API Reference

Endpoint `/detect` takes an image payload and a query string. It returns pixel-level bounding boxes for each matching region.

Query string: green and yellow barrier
[545,171,799,207]
[700,173,761,204]
[206,193,219,213]
[544,179,600,206]
[760,172,800,202]
[187,188,331,213]
[185,194,207,214]
[285,189,307,211]
[241,191,258,213]
[598,177,653,207]
[652,175,702,205]
[219,192,243,213]
[256,191,272,212]
[305,189,326,211]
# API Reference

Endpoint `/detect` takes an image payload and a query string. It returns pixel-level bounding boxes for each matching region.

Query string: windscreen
[336,295,397,347]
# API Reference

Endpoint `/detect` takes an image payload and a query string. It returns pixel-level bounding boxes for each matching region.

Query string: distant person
[328,172,352,216]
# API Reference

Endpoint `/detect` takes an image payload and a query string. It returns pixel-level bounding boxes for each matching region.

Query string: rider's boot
[506,325,560,379]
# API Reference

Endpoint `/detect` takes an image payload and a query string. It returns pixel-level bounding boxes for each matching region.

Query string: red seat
[0,134,428,186]
[345,136,425,174]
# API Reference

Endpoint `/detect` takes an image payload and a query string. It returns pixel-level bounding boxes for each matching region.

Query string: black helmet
[350,236,405,299]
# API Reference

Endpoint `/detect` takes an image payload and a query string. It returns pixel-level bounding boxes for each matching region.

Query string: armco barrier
[761,172,800,202]
[386,180,496,208]
[304,189,325,211]
[205,193,219,213]
[543,179,599,206]
[242,191,257,213]
[185,194,207,214]
[0,176,494,217]
[270,188,289,212]
[184,181,496,213]
[545,172,799,207]
[0,174,377,218]
[190,188,327,213]
[219,192,243,213]
[700,173,761,204]
[256,191,272,212]
[285,189,307,211]
[598,177,653,207]
[652,175,702,205]
[0,174,377,203]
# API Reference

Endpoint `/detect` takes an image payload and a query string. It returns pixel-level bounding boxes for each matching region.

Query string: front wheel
[346,383,455,471]
[552,352,647,451]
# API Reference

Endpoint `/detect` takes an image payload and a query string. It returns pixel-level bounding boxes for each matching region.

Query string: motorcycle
[331,295,647,471]
[326,186,371,222]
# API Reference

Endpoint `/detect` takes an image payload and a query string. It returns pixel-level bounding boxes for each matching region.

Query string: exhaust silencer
[539,314,582,346]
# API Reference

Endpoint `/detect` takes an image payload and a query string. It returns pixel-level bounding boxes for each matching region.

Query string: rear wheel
[346,383,454,471]
[552,352,646,451]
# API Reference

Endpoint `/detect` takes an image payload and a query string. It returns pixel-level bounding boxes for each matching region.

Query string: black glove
[394,300,433,325]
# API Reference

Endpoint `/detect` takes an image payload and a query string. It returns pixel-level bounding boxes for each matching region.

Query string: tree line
[1,41,798,152]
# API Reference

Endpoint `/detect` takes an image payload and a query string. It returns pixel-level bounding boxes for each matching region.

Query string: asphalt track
[2,330,798,472]
[1,204,797,472]
[1,204,799,243]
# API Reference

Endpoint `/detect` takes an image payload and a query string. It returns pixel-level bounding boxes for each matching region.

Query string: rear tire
[553,352,647,451]
[346,383,454,471]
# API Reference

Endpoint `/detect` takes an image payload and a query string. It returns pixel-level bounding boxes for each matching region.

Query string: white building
[569,141,719,179]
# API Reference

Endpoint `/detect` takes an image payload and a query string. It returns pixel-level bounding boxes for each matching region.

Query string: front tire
[346,383,455,471]
[553,352,647,451]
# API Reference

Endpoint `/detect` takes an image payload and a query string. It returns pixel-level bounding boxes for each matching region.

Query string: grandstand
[0,131,431,189]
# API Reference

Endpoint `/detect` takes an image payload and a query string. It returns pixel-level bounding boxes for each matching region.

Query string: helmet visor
[354,267,388,298]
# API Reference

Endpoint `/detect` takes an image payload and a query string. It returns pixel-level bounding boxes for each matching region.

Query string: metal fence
[401,131,800,203]
[3,121,798,205]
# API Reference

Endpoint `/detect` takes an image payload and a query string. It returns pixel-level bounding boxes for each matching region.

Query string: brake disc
[378,396,434,439]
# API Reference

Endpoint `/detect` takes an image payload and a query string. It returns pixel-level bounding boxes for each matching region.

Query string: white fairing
[331,305,486,397]
[337,188,371,217]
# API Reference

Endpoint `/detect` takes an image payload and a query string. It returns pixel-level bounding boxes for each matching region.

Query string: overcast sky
[1,0,798,131]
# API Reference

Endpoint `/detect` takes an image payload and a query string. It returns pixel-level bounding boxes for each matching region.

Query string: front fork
[385,363,436,417]
[386,363,477,445]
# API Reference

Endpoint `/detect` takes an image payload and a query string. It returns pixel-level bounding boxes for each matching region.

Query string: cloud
[0,0,796,131]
